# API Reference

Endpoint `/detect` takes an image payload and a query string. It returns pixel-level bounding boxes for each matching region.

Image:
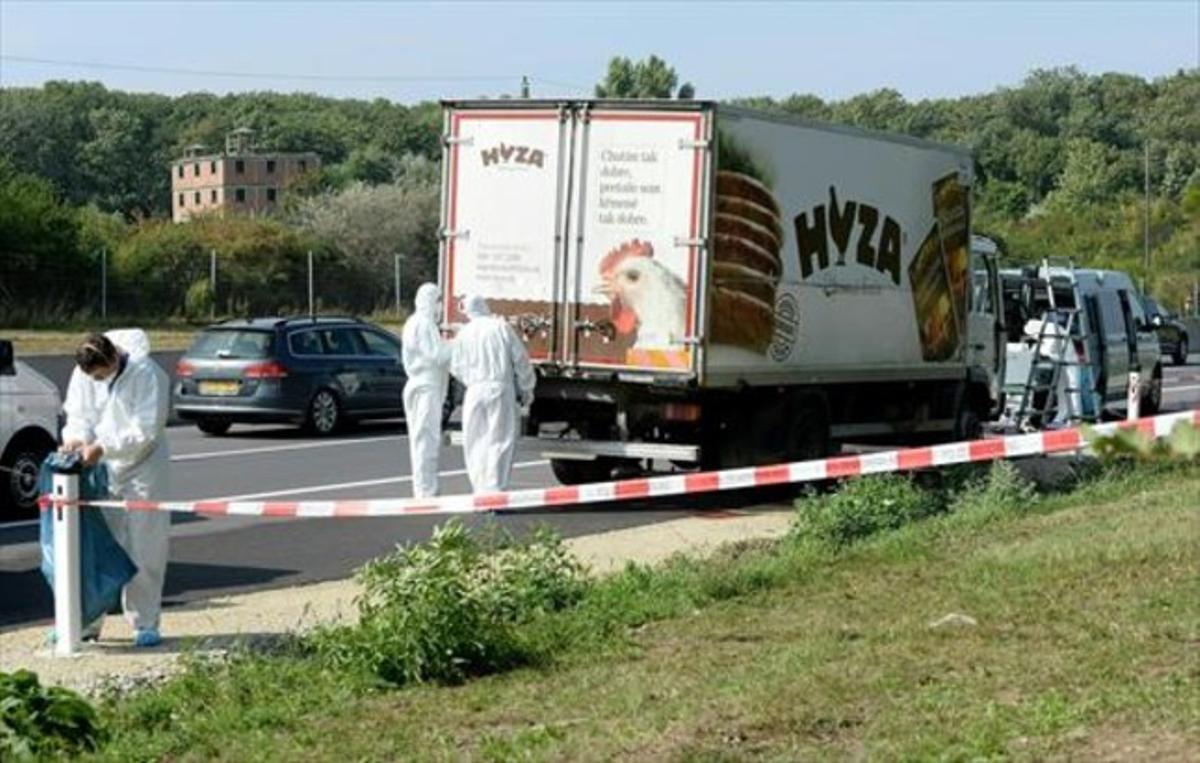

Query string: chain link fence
[0,249,427,327]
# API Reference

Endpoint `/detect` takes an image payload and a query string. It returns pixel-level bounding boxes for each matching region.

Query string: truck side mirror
[0,340,14,376]
[1150,314,1163,328]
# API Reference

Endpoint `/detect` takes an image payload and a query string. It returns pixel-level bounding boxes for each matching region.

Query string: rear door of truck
[439,103,573,362]
[562,103,712,377]
[439,101,712,380]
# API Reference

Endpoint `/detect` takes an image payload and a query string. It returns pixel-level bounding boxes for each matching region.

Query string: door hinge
[674,236,707,249]
[441,228,470,241]
[443,135,474,147]
[679,139,711,150]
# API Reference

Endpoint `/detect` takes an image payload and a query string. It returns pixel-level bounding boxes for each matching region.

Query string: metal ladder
[1013,258,1095,428]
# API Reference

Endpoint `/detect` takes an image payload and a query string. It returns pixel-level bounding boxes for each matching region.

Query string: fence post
[51,467,82,657]
[1127,371,1141,421]
[308,250,315,317]
[100,248,107,321]
[395,253,404,316]
[210,249,217,321]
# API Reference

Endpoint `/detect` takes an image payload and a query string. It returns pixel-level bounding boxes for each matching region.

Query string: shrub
[791,474,941,547]
[0,670,103,758]
[309,521,587,687]
[947,460,1039,519]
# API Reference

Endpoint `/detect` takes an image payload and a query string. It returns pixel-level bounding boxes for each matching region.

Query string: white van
[1001,266,1163,419]
[0,339,61,519]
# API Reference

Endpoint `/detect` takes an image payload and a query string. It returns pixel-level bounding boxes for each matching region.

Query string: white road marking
[1163,384,1200,396]
[200,460,551,502]
[170,435,404,462]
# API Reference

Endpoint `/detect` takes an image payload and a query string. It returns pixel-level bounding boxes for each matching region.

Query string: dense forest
[1,60,1197,322]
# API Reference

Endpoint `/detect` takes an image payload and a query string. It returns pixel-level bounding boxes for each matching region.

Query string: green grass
[89,462,1200,761]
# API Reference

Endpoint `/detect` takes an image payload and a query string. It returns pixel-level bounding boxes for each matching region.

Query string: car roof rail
[278,314,364,327]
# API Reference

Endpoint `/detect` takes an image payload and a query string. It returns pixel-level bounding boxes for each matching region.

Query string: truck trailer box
[439,100,1003,479]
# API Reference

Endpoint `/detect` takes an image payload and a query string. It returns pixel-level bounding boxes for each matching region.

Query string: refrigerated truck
[438,100,1005,484]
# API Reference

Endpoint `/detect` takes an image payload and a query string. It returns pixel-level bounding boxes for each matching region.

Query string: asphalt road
[3,363,1199,630]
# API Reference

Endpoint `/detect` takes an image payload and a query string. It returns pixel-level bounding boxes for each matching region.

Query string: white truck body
[439,101,1003,479]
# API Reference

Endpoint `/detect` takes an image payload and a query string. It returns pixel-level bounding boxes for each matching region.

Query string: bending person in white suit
[449,295,536,493]
[61,329,171,647]
[402,283,451,498]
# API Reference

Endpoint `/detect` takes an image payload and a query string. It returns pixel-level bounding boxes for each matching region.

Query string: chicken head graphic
[595,239,687,348]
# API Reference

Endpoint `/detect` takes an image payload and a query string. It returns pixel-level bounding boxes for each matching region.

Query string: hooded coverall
[402,283,451,498]
[61,328,171,632]
[449,295,536,493]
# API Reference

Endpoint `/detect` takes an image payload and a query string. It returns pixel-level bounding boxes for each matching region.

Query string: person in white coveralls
[402,283,452,498]
[449,295,536,493]
[61,330,171,647]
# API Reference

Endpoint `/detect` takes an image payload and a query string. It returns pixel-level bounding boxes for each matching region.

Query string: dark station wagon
[174,316,455,435]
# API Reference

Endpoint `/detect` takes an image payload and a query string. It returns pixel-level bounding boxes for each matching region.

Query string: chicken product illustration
[595,239,687,348]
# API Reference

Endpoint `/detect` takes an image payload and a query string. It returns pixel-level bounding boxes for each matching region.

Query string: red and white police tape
[45,409,1200,520]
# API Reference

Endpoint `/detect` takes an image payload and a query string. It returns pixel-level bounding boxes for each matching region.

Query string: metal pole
[100,247,107,320]
[1143,141,1150,289]
[308,250,315,317]
[210,249,217,320]
[400,253,410,316]
[52,470,82,657]
[1127,371,1141,421]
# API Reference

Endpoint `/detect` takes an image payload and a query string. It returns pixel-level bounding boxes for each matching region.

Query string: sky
[1,1,1197,104]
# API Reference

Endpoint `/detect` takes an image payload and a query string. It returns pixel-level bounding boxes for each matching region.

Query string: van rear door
[1095,290,1131,404]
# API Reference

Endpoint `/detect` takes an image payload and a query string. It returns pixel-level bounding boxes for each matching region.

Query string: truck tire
[789,396,831,460]
[1174,337,1188,366]
[550,458,616,486]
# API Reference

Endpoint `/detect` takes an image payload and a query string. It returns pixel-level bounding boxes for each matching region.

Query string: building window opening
[235,160,245,174]
[236,188,246,202]
[267,187,277,202]
[266,159,276,173]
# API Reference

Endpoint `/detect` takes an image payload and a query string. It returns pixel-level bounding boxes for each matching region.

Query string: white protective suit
[1025,317,1081,424]
[449,295,536,493]
[402,283,451,498]
[62,329,171,631]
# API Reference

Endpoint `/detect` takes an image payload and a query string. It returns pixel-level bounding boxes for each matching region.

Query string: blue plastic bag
[39,453,137,626]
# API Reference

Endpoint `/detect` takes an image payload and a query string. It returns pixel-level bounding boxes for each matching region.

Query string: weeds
[308,521,587,687]
[1,670,103,759]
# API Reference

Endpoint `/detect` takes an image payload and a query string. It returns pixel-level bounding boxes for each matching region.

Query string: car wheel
[196,418,232,436]
[2,435,54,520]
[305,388,341,435]
[1175,337,1188,366]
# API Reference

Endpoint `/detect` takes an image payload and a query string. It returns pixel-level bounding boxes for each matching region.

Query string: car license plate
[198,380,240,396]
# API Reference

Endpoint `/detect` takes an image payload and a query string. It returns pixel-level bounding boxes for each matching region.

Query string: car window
[289,330,324,356]
[188,330,272,359]
[358,330,400,358]
[321,328,366,356]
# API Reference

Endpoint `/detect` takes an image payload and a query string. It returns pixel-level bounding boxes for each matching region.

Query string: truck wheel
[550,458,616,486]
[197,418,232,436]
[1174,337,1188,366]
[953,408,982,441]
[789,397,831,460]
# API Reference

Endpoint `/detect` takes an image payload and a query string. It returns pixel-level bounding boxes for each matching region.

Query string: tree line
[0,61,1197,323]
